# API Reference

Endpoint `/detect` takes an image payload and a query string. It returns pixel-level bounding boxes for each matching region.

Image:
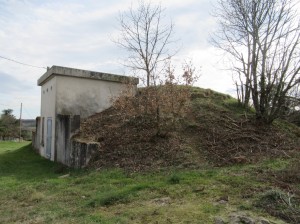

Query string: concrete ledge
[38,65,139,86]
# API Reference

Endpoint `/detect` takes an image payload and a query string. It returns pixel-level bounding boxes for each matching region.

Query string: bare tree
[116,1,176,86]
[213,0,300,123]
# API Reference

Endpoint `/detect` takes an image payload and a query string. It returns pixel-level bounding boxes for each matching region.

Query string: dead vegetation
[78,85,193,172]
[255,189,300,224]
[189,102,300,166]
[76,86,300,172]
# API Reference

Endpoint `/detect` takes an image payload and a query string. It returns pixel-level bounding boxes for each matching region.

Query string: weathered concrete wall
[69,140,99,168]
[32,131,36,150]
[32,117,41,153]
[38,65,138,119]
[55,75,133,119]
[55,114,98,168]
[55,114,79,165]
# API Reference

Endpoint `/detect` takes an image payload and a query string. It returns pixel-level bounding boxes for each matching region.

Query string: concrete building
[32,65,138,167]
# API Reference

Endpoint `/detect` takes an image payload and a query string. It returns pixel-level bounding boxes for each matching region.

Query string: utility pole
[19,103,22,142]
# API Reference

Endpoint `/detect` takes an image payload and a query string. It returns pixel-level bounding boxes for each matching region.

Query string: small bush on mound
[255,189,300,224]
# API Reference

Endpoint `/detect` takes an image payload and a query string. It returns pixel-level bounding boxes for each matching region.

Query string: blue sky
[0,0,236,119]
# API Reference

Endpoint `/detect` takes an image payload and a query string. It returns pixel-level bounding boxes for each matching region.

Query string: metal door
[46,118,52,158]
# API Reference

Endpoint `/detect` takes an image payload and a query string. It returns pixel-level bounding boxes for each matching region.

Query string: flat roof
[37,65,139,86]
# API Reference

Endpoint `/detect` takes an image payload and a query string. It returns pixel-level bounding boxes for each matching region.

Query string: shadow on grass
[0,143,65,181]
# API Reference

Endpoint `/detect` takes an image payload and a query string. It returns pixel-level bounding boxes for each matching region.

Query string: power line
[0,55,47,69]
[23,106,34,119]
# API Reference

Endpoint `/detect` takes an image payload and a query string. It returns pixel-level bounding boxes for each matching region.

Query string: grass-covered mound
[76,86,300,171]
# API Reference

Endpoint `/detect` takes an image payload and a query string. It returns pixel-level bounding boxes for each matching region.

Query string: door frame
[46,117,52,159]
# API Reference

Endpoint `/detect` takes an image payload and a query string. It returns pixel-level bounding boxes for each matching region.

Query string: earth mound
[76,86,300,171]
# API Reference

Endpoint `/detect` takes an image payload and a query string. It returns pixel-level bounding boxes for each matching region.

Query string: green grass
[0,141,292,223]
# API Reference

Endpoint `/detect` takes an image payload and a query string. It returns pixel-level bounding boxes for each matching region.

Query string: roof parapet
[37,65,139,86]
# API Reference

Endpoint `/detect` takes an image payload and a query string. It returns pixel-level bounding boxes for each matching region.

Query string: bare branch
[114,1,176,86]
[212,0,300,123]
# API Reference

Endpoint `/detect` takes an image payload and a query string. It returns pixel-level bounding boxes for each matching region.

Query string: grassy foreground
[0,142,297,223]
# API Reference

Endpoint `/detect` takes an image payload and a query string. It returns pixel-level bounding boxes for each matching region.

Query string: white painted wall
[55,76,128,118]
[40,77,56,161]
